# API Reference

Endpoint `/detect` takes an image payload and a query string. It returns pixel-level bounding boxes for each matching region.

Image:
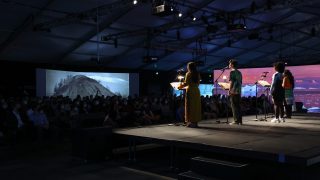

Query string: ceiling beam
[242,31,320,66]
[169,9,299,72]
[100,0,218,68]
[0,0,55,54]
[198,9,320,71]
[202,16,320,68]
[54,4,135,64]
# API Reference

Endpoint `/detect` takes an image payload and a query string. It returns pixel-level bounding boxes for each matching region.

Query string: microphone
[177,68,184,72]
[221,65,229,71]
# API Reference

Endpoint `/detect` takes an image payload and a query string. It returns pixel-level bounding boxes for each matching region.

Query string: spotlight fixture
[178,12,183,17]
[133,0,137,5]
[192,16,197,21]
[228,24,246,31]
[152,0,175,17]
[227,14,247,32]
[143,56,159,63]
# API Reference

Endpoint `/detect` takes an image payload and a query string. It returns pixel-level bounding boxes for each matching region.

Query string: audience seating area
[0,93,274,146]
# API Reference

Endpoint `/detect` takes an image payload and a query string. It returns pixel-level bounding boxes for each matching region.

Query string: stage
[114,115,320,167]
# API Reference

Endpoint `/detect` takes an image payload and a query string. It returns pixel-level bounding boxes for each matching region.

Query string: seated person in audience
[29,106,49,141]
[5,101,25,144]
[141,104,160,125]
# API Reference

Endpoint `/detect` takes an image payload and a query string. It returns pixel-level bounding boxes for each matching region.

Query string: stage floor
[114,115,320,167]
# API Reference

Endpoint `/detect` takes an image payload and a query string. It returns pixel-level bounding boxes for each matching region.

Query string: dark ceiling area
[1,0,320,72]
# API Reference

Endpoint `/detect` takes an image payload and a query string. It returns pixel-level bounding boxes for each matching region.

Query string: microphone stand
[253,73,268,121]
[214,68,227,95]
[253,80,259,120]
[214,68,229,124]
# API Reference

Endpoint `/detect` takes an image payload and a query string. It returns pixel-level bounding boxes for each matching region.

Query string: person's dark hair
[229,59,238,68]
[187,62,200,83]
[273,62,285,73]
[283,69,295,88]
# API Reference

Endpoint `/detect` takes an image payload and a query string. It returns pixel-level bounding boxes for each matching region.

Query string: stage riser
[178,171,220,180]
[190,157,248,179]
[114,116,320,167]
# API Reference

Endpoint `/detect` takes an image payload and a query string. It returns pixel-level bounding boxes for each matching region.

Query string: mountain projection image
[45,70,129,99]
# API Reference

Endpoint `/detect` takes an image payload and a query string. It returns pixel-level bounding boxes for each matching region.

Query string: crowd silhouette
[0,93,271,146]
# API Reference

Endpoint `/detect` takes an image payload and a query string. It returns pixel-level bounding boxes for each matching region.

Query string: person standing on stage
[270,62,285,123]
[282,69,295,119]
[228,59,243,125]
[178,62,201,128]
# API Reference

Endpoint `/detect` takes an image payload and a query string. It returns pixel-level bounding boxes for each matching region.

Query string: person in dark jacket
[270,62,285,123]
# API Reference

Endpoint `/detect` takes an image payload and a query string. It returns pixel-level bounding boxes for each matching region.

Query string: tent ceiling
[1,0,320,72]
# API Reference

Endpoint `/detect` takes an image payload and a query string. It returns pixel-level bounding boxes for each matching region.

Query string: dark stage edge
[113,115,320,167]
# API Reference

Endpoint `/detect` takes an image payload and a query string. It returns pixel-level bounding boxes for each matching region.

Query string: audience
[0,93,272,146]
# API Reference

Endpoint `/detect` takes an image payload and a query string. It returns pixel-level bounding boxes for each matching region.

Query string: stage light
[192,16,197,21]
[143,56,159,63]
[133,0,137,5]
[156,71,159,75]
[227,14,247,32]
[178,12,182,17]
[227,23,246,31]
[152,0,175,17]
